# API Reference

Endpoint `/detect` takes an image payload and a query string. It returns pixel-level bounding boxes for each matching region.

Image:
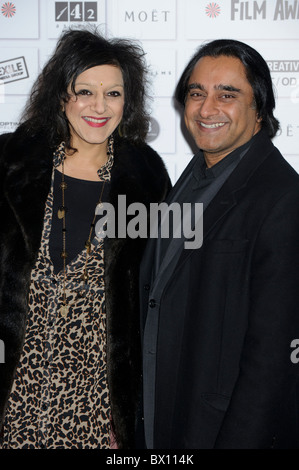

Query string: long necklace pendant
[81,270,89,283]
[85,240,91,254]
[58,207,66,219]
[60,304,69,317]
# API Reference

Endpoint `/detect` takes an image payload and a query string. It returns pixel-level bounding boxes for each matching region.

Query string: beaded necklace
[58,149,109,317]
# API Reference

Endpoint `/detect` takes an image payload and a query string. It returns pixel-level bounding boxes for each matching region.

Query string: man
[139,39,299,449]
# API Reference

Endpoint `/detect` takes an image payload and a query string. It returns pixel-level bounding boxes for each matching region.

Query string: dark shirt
[158,141,251,266]
[49,170,110,273]
[189,140,251,194]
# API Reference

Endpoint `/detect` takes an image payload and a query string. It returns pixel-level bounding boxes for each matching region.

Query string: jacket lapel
[176,130,275,269]
[147,131,275,288]
[140,153,198,290]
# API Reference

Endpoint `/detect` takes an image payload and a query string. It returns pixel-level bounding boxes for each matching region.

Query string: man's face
[184,55,262,166]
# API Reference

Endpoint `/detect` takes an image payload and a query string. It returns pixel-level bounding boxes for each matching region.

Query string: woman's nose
[91,93,106,113]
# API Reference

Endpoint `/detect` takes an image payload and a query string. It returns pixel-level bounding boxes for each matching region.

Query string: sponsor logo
[268,60,299,97]
[277,123,299,138]
[146,117,160,143]
[231,0,299,21]
[205,2,221,18]
[0,57,28,84]
[113,1,175,40]
[55,1,97,22]
[187,1,299,39]
[231,0,267,20]
[267,60,299,73]
[144,47,176,97]
[1,1,16,18]
[0,1,39,39]
[124,9,171,23]
[0,121,19,133]
[273,0,299,20]
[151,69,173,78]
[0,56,29,85]
[275,119,299,142]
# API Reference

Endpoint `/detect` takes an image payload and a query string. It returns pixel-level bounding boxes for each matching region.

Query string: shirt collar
[52,135,114,182]
[192,139,252,189]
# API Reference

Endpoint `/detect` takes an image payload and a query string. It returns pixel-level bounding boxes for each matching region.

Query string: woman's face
[64,64,125,150]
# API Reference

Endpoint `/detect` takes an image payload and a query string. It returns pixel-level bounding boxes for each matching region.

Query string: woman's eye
[76,89,91,96]
[107,91,121,97]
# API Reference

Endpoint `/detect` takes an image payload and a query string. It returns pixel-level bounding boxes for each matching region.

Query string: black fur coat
[0,126,170,448]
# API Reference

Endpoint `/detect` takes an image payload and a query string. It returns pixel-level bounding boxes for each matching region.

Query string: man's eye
[189,92,205,98]
[220,94,236,99]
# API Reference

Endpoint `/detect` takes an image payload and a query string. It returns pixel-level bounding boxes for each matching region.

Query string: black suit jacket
[140,130,299,449]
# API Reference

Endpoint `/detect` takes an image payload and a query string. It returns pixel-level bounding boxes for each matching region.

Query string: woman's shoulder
[0,126,31,153]
[0,131,13,147]
[115,138,166,171]
[113,138,172,200]
[0,125,52,155]
[0,132,16,163]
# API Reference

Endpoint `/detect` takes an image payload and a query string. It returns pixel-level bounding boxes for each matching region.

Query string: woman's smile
[82,116,111,127]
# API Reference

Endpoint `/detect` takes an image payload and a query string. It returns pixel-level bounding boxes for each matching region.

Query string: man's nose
[199,95,218,117]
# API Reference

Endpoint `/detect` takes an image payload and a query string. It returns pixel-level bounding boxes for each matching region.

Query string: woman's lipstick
[82,116,111,127]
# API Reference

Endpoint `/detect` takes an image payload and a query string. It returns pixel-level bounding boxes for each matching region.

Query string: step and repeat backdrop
[0,0,298,182]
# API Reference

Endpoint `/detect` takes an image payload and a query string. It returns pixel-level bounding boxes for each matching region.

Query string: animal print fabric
[1,141,114,449]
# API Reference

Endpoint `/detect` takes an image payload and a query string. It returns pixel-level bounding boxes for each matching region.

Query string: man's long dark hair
[20,28,150,148]
[175,39,279,138]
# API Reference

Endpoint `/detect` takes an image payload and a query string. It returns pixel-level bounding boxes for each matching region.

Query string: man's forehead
[189,55,250,87]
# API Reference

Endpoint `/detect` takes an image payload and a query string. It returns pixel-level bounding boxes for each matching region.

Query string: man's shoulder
[240,130,299,191]
[261,145,299,187]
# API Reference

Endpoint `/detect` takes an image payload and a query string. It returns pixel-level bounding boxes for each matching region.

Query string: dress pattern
[1,139,114,449]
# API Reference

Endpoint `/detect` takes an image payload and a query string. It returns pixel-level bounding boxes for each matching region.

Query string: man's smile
[197,121,226,129]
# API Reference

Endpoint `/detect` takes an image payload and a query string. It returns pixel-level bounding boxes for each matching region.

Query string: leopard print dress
[0,140,115,449]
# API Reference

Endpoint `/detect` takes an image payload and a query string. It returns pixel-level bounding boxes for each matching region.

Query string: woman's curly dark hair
[20,28,150,148]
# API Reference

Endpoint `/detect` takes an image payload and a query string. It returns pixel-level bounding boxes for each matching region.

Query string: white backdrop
[0,0,298,182]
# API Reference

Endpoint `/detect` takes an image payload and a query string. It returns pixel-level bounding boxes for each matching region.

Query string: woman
[0,28,170,449]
